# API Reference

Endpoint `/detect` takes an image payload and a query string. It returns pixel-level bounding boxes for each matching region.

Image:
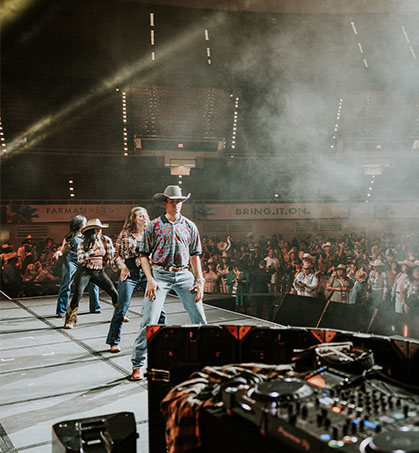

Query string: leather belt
[153,264,188,272]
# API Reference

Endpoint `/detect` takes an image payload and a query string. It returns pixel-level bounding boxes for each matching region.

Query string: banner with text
[6,204,139,223]
[193,203,350,220]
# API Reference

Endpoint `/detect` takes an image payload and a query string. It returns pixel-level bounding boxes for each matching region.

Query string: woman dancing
[106,207,166,352]
[54,216,100,317]
[64,219,118,329]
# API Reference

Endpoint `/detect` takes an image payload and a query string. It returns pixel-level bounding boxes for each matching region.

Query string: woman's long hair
[82,228,97,251]
[64,215,87,246]
[122,207,150,234]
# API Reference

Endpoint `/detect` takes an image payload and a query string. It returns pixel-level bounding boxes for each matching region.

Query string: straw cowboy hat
[322,242,332,249]
[336,264,347,270]
[371,259,385,267]
[81,219,109,233]
[153,185,191,202]
[355,269,368,282]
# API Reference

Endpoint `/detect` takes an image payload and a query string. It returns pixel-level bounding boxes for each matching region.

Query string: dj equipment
[147,325,419,453]
[52,412,137,452]
[222,343,419,452]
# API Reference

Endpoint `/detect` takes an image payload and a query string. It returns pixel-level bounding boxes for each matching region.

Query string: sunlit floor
[0,292,276,452]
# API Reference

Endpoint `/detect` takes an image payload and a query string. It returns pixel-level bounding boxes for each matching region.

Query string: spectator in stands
[64,219,118,329]
[216,252,231,293]
[106,207,166,353]
[250,260,272,319]
[203,261,220,293]
[368,259,388,309]
[1,255,22,298]
[227,262,250,312]
[348,269,368,305]
[326,264,353,303]
[392,261,411,313]
[54,216,100,318]
[17,235,34,270]
[316,260,332,299]
[399,262,419,315]
[293,257,318,297]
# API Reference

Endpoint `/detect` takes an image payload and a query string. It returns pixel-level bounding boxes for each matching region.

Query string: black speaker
[273,294,326,327]
[318,302,374,332]
[52,412,137,453]
[203,295,236,311]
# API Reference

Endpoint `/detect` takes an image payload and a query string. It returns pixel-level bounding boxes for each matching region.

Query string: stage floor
[0,292,277,452]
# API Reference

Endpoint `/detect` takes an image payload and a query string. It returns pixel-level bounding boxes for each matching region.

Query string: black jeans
[70,267,118,310]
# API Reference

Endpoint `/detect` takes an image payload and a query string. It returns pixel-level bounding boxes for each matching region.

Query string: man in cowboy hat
[130,185,207,380]
[293,258,318,297]
[368,259,388,308]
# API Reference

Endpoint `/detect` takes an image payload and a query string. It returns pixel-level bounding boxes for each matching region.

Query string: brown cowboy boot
[64,307,79,329]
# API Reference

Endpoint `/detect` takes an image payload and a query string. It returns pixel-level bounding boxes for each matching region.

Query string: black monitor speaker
[52,412,137,453]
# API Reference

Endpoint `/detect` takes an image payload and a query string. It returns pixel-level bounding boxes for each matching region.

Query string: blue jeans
[56,253,100,315]
[106,267,167,346]
[131,267,207,369]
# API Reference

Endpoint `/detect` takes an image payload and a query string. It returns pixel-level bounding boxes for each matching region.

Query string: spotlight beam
[2,12,227,161]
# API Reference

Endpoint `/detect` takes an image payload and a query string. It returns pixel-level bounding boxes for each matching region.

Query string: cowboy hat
[302,253,315,262]
[81,219,109,233]
[355,269,367,282]
[336,264,346,270]
[398,259,415,266]
[153,185,190,202]
[322,242,332,248]
[371,259,385,267]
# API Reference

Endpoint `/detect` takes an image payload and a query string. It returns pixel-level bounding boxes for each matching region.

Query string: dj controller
[222,343,419,452]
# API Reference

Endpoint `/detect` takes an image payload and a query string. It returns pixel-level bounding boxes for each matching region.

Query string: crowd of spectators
[198,232,419,318]
[1,235,61,297]
[1,231,418,319]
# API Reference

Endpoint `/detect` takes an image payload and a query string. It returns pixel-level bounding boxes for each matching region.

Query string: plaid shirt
[368,270,389,298]
[77,235,114,268]
[113,231,142,268]
[160,363,293,453]
[139,215,201,267]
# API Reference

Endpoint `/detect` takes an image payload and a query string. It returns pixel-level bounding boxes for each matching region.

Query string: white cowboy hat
[153,185,191,202]
[322,242,332,248]
[371,259,385,267]
[302,253,315,262]
[81,219,109,233]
